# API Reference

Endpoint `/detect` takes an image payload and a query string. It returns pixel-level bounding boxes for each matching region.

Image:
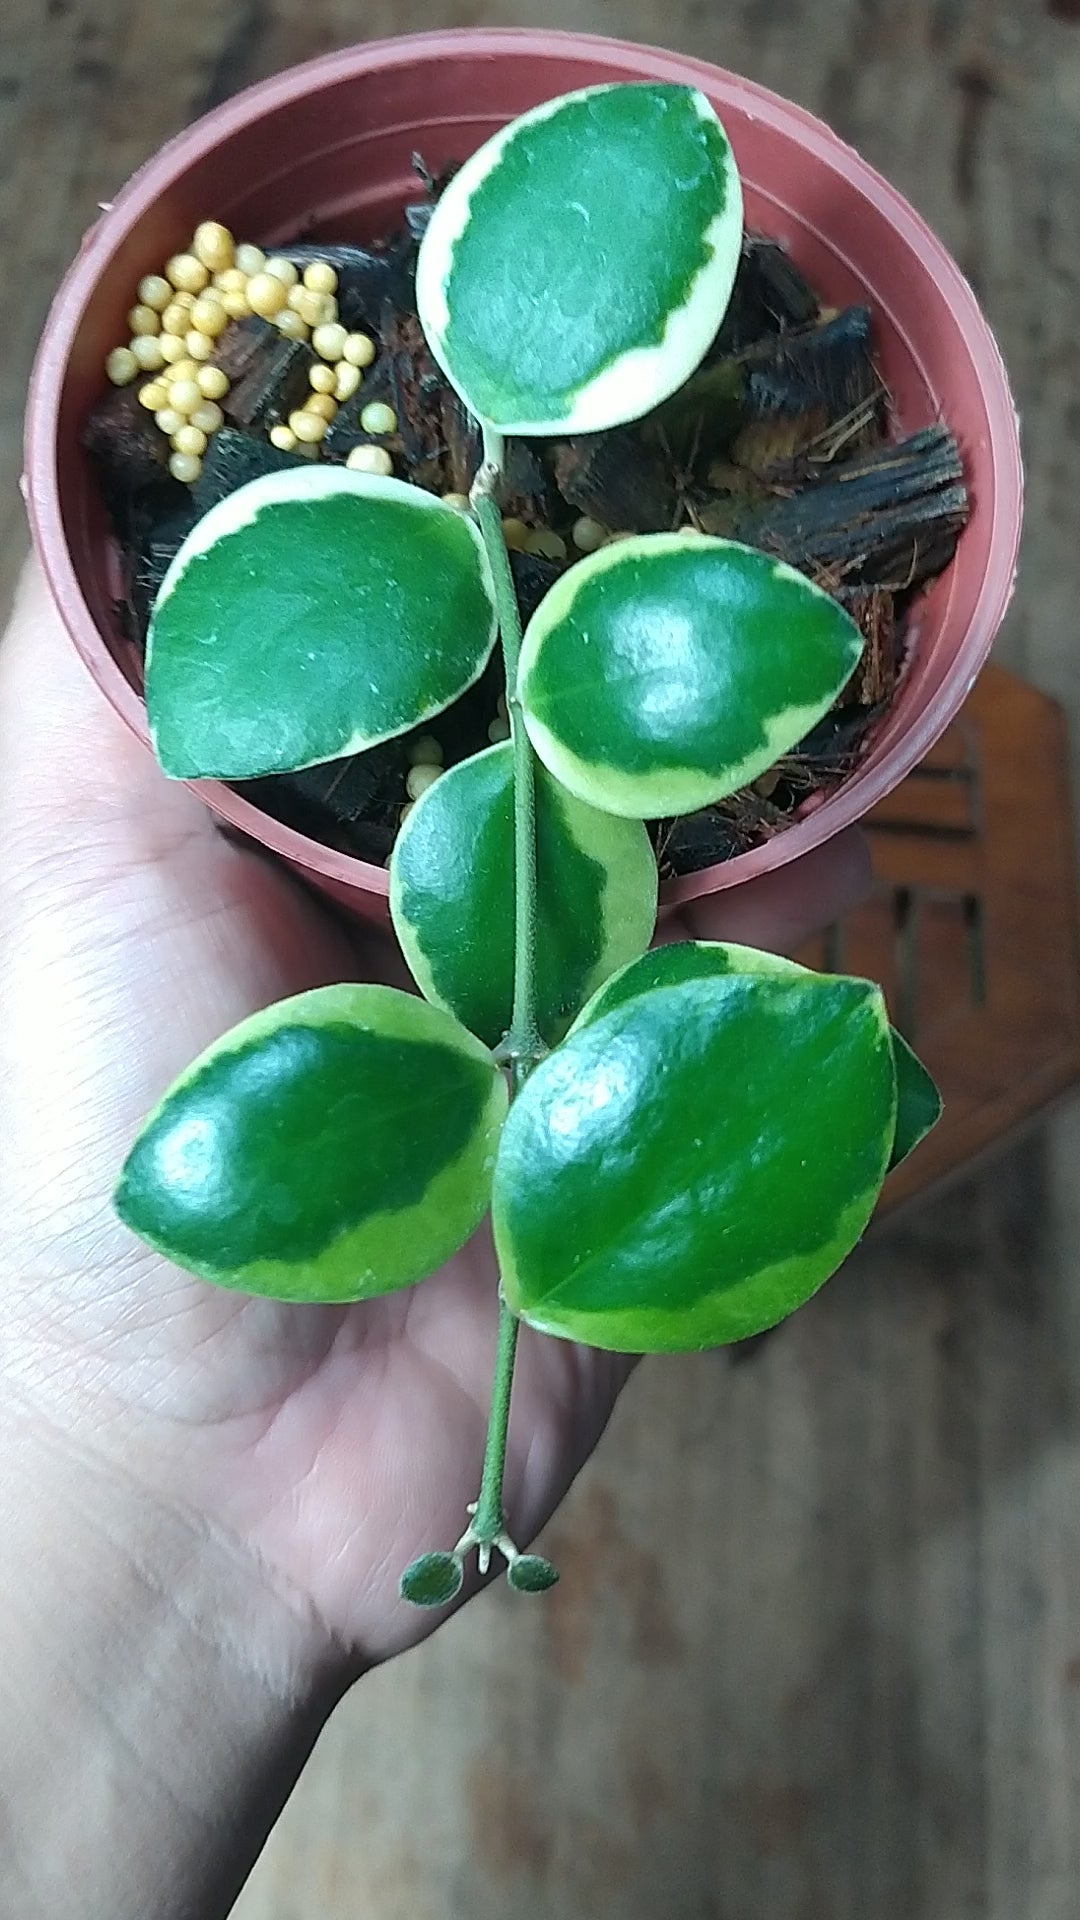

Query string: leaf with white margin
[389,742,657,1047]
[115,985,508,1302]
[146,468,497,780]
[570,937,805,1029]
[576,940,942,1171]
[518,533,864,818]
[415,82,743,436]
[493,955,896,1352]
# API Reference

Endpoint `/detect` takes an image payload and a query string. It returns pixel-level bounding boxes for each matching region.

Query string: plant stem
[465,432,543,1551]
[471,481,543,1075]
[470,1299,521,1543]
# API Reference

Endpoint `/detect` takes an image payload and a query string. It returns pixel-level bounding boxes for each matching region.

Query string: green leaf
[889,1030,942,1169]
[416,82,743,436]
[115,985,507,1301]
[389,743,657,1047]
[146,469,497,779]
[581,942,943,1172]
[507,1555,560,1594]
[493,958,896,1351]
[571,936,802,1031]
[400,1552,465,1607]
[518,534,864,817]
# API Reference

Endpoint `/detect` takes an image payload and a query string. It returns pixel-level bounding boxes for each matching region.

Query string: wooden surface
[797,666,1080,1213]
[3,3,1080,1917]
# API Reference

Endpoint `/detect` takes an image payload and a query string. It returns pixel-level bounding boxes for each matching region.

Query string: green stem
[465,433,543,1550]
[472,482,542,1073]
[470,1299,521,1542]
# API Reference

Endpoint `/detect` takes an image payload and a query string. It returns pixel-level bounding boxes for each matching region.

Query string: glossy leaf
[579,941,942,1170]
[399,1553,465,1608]
[389,743,657,1047]
[493,959,895,1351]
[416,82,743,436]
[146,469,497,780]
[115,985,507,1301]
[571,936,801,1030]
[518,534,864,817]
[889,1029,943,1169]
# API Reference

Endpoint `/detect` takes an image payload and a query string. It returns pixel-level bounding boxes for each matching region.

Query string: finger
[0,559,409,980]
[0,565,363,1278]
[661,827,872,956]
[0,558,223,856]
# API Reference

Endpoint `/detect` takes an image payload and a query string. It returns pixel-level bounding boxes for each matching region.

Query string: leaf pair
[146,472,863,831]
[115,944,940,1349]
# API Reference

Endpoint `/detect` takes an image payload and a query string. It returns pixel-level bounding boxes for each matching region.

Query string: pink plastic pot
[25,28,1023,927]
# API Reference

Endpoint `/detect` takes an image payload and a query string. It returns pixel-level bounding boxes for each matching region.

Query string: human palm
[0,563,866,1666]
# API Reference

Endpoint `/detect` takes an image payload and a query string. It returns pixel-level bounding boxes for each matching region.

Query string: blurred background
[3,2,1080,1915]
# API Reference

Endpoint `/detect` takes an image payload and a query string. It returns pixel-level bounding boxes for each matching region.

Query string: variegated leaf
[115,985,507,1301]
[576,939,943,1172]
[416,82,743,436]
[518,534,864,818]
[389,743,657,1047]
[146,469,497,780]
[494,948,897,1350]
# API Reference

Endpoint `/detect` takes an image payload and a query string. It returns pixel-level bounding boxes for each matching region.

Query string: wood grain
[796,666,1080,1214]
[3,3,1079,1918]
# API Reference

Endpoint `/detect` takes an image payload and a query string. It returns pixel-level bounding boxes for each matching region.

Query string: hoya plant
[115,83,941,1606]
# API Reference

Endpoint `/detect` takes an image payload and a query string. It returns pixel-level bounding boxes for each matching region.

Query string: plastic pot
[24,28,1023,927]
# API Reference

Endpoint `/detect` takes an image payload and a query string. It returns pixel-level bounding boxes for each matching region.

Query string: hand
[0,560,869,1667]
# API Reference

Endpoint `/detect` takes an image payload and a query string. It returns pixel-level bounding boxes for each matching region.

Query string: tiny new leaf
[576,940,942,1172]
[389,742,658,1047]
[146,469,497,780]
[507,1555,560,1594]
[518,534,864,817]
[399,1553,465,1608]
[416,82,743,436]
[115,985,508,1301]
[493,948,897,1351]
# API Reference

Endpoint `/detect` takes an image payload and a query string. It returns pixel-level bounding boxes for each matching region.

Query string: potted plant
[24,30,1022,928]
[101,78,951,1606]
